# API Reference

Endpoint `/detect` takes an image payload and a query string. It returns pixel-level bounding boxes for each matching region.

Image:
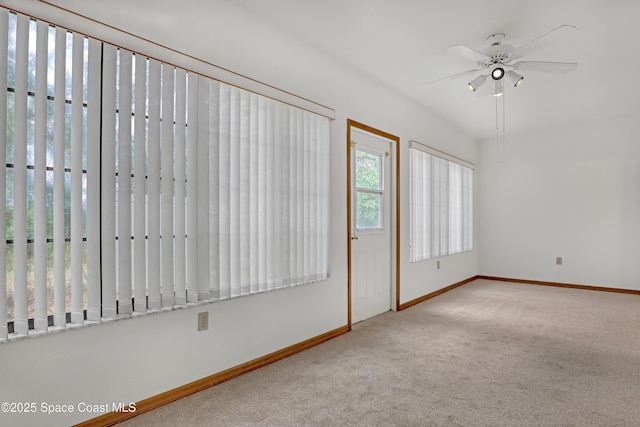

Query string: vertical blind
[0,9,6,340]
[1,11,331,341]
[410,146,473,262]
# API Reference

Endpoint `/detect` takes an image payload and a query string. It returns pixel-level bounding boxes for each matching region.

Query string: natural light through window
[1,10,331,341]
[355,148,383,230]
[409,143,473,262]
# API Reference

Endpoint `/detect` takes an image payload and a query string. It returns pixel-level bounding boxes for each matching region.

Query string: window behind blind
[409,142,473,262]
[1,10,330,341]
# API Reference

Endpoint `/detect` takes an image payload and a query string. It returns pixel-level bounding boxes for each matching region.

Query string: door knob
[351,236,358,240]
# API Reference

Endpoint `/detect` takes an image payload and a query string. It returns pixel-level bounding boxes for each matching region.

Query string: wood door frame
[347,119,400,329]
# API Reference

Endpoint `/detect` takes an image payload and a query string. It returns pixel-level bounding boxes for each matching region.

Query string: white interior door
[350,128,392,324]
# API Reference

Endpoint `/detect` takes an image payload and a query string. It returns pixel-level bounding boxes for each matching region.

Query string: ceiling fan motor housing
[479,43,515,69]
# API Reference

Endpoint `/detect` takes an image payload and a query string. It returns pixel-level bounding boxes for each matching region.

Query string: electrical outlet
[556,257,563,266]
[197,312,208,331]
[437,260,440,270]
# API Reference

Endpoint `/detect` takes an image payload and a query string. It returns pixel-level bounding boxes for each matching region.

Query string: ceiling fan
[422,25,579,95]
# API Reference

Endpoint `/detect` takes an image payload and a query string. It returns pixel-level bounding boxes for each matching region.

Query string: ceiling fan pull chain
[495,91,501,163]
[501,87,506,163]
[495,88,499,131]
[495,85,505,164]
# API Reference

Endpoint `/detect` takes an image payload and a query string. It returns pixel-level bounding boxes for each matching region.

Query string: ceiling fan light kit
[505,70,524,87]
[491,79,504,97]
[491,66,505,80]
[468,74,487,92]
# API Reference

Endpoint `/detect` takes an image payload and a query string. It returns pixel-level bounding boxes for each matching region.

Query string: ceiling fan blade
[447,45,486,62]
[512,25,577,57]
[420,69,480,88]
[512,61,578,73]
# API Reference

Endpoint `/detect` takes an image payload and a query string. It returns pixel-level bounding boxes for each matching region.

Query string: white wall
[478,114,640,290]
[0,2,477,426]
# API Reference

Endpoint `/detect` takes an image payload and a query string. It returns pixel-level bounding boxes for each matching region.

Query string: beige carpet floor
[119,279,640,426]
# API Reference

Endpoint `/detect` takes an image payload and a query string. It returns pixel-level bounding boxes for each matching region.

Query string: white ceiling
[45,0,640,140]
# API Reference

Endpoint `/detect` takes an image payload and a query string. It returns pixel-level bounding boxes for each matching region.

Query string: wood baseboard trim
[477,276,640,295]
[398,275,479,311]
[74,324,350,427]
[73,275,639,426]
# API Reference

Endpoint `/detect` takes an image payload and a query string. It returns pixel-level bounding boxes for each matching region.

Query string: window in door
[355,148,384,230]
